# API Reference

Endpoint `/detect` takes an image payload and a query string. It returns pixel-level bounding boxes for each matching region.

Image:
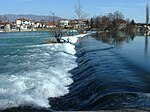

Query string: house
[0,22,5,32]
[68,19,89,29]
[80,19,89,26]
[0,22,5,29]
[68,20,79,29]
[60,20,69,28]
[144,24,150,30]
[15,18,31,30]
[46,22,56,28]
[0,22,12,32]
[33,22,43,28]
[5,23,11,32]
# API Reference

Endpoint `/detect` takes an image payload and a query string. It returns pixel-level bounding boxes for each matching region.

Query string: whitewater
[0,31,87,110]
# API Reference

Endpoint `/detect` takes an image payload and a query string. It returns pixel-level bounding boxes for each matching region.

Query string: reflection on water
[93,31,150,72]
[145,35,148,57]
[93,31,135,47]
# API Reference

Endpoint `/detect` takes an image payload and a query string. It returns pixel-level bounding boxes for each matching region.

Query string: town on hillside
[1,5,150,34]
[0,17,89,32]
[0,2,150,34]
[0,15,150,35]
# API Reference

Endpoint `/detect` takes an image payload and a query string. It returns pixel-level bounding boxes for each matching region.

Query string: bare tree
[101,16,110,28]
[74,1,87,20]
[95,16,100,29]
[107,13,114,22]
[74,1,87,33]
[113,11,124,20]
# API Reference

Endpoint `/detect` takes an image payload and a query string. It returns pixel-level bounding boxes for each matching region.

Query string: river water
[0,31,150,111]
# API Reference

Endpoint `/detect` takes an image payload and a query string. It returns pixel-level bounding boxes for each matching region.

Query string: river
[0,31,150,111]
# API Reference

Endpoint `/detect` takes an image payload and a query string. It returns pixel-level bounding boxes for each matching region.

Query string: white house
[60,20,69,28]
[144,25,150,30]
[33,22,43,28]
[15,18,31,30]
[4,23,11,32]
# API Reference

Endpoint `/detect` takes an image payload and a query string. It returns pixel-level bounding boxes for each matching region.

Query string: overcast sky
[0,0,149,23]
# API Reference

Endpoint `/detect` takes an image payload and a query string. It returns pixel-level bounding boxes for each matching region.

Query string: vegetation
[74,1,87,20]
[146,3,149,25]
[90,11,134,32]
[0,3,149,34]
[74,1,87,33]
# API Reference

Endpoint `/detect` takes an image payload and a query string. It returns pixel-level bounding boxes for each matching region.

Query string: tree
[101,16,110,29]
[94,16,101,30]
[74,1,87,20]
[74,1,87,33]
[107,13,115,24]
[130,19,135,25]
[146,3,149,25]
[90,18,93,28]
[113,11,124,20]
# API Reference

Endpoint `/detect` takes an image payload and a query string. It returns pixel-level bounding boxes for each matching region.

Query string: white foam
[0,33,88,110]
[61,33,88,44]
[0,38,80,110]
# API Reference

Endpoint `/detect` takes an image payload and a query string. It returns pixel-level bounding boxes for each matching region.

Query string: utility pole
[49,11,62,42]
[50,11,55,30]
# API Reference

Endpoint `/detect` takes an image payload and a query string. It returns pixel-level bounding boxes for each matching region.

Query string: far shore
[0,28,79,33]
[0,29,50,33]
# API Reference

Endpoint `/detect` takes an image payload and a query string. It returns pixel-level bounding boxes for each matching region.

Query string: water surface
[50,33,150,111]
[0,31,150,111]
[0,31,77,110]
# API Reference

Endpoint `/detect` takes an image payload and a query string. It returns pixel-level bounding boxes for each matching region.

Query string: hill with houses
[0,14,89,32]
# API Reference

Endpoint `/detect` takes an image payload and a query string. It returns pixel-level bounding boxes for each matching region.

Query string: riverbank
[0,27,78,33]
[0,29,36,33]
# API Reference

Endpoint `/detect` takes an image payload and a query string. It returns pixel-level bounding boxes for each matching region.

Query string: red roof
[16,18,29,21]
[46,22,56,26]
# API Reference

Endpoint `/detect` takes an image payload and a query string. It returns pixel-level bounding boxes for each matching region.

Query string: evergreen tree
[90,18,93,28]
[131,19,135,25]
[146,3,149,25]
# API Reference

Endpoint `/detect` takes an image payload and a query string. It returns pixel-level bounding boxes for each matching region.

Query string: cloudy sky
[0,0,149,23]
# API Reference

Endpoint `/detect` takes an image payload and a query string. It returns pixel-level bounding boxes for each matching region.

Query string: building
[68,20,79,29]
[4,23,11,32]
[15,18,31,30]
[0,22,5,30]
[46,22,56,28]
[33,22,43,28]
[60,20,70,28]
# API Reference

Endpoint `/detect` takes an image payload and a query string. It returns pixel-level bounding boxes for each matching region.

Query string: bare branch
[74,1,87,19]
